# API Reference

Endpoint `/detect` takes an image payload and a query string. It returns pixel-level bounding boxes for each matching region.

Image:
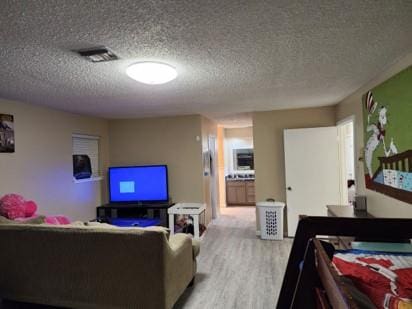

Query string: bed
[276,216,412,309]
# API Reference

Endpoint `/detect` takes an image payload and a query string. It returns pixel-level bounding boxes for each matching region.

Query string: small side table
[168,203,206,239]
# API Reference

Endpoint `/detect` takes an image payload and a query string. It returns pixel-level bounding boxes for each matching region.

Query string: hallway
[175,207,292,309]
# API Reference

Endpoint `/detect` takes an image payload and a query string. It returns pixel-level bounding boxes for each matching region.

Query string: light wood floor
[174,207,293,309]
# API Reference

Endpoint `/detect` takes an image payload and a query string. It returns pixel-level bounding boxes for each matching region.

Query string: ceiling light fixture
[126,62,177,85]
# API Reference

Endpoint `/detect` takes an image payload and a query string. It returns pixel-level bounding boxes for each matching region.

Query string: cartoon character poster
[363,66,412,204]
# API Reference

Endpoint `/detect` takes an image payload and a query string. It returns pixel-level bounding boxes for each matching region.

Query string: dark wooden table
[326,205,374,218]
[327,205,374,249]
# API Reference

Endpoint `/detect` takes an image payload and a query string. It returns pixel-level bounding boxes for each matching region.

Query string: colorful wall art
[0,114,14,153]
[363,66,412,204]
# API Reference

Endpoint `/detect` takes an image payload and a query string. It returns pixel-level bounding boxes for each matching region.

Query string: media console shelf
[97,203,174,227]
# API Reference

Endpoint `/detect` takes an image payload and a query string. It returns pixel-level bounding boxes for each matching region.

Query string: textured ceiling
[1,1,412,122]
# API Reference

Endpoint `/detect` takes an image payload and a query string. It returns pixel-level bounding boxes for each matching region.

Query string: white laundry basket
[257,201,285,240]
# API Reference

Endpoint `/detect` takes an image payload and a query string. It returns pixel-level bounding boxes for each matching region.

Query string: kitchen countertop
[226,178,255,181]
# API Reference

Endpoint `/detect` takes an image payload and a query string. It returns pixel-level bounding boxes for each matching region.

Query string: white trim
[73,176,103,184]
[337,115,355,126]
[337,115,357,183]
[256,230,261,237]
[337,115,357,204]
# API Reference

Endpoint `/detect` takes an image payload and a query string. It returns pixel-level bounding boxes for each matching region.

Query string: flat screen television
[109,165,168,203]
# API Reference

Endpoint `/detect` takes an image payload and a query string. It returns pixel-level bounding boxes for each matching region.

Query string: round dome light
[126,62,177,85]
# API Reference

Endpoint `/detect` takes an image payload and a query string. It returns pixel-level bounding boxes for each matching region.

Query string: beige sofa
[0,222,199,309]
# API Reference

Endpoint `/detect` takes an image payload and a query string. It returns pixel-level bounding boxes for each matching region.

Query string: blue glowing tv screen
[109,165,168,203]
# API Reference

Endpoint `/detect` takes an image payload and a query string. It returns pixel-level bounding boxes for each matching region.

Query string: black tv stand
[96,203,174,227]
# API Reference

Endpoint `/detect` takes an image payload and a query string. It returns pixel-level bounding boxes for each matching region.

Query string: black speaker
[73,155,92,179]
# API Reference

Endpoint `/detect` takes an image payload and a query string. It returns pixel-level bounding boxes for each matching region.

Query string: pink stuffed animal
[0,193,71,225]
[0,194,37,219]
[44,215,71,225]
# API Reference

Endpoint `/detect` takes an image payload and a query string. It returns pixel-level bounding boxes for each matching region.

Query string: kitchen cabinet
[226,180,255,206]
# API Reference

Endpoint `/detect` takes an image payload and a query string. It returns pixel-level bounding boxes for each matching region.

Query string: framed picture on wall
[0,114,14,153]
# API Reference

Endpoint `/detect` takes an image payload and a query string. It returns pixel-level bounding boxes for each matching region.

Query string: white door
[284,127,340,237]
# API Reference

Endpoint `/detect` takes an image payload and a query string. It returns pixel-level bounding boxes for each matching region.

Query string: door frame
[208,134,219,219]
[337,115,356,204]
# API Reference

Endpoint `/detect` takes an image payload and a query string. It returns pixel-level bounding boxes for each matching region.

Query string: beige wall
[0,98,110,221]
[253,106,336,231]
[0,103,217,225]
[224,127,254,139]
[108,115,207,217]
[335,52,412,218]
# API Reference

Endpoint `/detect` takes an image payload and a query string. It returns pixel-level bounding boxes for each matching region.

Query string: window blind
[72,135,100,177]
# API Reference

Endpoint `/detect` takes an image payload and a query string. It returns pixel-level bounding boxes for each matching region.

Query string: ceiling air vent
[75,46,119,63]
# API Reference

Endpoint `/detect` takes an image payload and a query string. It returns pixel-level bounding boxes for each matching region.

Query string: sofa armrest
[164,234,195,309]
[168,233,191,255]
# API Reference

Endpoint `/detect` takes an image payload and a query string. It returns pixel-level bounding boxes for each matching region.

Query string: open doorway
[337,117,356,205]
[217,126,255,208]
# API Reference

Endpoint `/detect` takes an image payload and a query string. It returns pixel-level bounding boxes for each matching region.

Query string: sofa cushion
[48,221,171,240]
[0,215,45,225]
[84,221,118,229]
[15,215,46,224]
[0,215,13,224]
[76,222,170,239]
